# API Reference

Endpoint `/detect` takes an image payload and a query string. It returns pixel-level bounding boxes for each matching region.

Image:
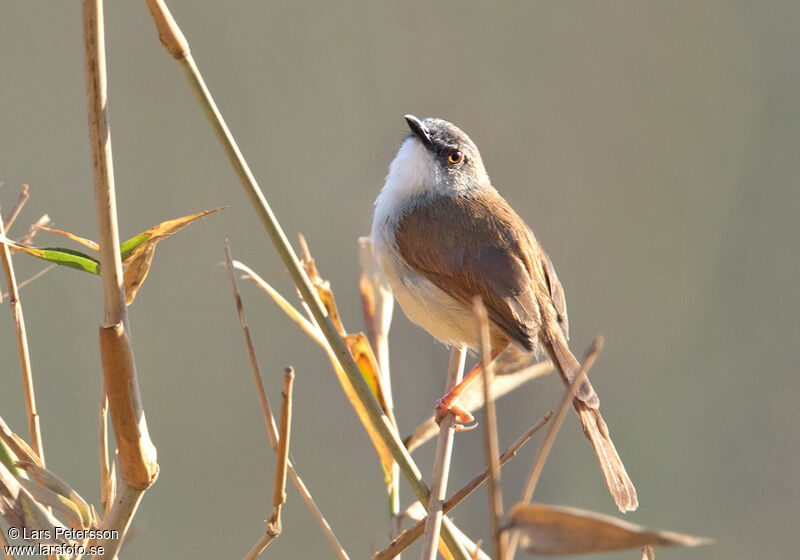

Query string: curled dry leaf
[0,460,66,544]
[343,332,392,417]
[120,207,225,304]
[0,416,42,469]
[508,503,712,555]
[0,207,225,304]
[16,460,94,529]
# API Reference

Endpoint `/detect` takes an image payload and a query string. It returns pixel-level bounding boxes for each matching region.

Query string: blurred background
[2,2,798,559]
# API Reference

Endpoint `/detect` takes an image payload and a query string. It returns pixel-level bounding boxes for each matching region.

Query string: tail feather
[544,330,639,512]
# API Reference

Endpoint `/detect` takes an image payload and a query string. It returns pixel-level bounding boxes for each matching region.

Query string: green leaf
[120,232,151,261]
[0,234,100,274]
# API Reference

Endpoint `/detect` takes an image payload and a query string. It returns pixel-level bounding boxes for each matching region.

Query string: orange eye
[447,150,464,164]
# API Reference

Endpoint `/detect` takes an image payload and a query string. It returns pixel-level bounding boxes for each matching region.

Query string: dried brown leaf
[0,460,65,543]
[122,207,225,304]
[508,503,711,555]
[16,461,94,528]
[0,417,42,468]
[343,333,392,417]
[123,240,156,305]
[36,225,100,251]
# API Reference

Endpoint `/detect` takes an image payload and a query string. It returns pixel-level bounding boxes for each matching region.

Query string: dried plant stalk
[474,298,503,560]
[0,212,44,464]
[145,2,471,555]
[243,368,295,559]
[420,347,466,560]
[224,246,350,559]
[84,1,157,557]
[505,337,603,559]
[374,413,551,560]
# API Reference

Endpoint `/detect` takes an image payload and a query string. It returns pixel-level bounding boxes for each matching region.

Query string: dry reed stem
[84,1,157,556]
[273,368,294,511]
[2,184,29,232]
[505,336,604,559]
[224,246,350,560]
[0,212,44,464]
[420,347,466,560]
[243,368,295,559]
[373,413,551,560]
[474,298,503,560]
[146,4,470,556]
[147,9,468,560]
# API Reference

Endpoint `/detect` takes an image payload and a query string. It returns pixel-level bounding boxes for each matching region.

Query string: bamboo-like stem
[0,213,44,464]
[420,347,466,560]
[505,337,604,559]
[84,1,157,557]
[145,4,468,558]
[374,413,551,560]
[474,298,504,560]
[244,368,295,559]
[224,246,350,560]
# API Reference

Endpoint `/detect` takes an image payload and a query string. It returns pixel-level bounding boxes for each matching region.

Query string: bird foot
[435,399,477,431]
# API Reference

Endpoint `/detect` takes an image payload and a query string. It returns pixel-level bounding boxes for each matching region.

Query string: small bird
[371,115,638,512]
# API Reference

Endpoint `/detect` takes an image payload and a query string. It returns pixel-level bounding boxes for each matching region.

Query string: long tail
[544,329,639,512]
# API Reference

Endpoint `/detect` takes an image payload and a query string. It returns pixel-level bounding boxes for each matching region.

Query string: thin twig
[0,211,44,464]
[244,368,295,559]
[474,298,503,560]
[374,413,551,560]
[1,264,58,300]
[233,260,326,349]
[273,369,294,509]
[2,184,29,232]
[405,360,552,453]
[84,1,157,556]
[17,215,51,246]
[420,347,466,560]
[505,336,604,559]
[224,245,350,560]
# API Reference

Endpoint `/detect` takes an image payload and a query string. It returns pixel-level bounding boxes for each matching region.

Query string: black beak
[404,114,432,147]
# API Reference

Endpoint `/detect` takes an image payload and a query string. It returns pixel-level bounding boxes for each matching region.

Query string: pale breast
[374,240,481,348]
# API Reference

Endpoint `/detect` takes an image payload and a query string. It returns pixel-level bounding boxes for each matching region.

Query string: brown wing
[541,249,569,338]
[395,190,544,351]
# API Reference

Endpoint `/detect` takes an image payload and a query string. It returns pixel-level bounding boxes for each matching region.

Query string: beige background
[2,2,798,559]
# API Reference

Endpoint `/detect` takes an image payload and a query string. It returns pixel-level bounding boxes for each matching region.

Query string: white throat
[373,137,441,231]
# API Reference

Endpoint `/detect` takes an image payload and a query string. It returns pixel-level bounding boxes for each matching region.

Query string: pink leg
[435,344,506,427]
